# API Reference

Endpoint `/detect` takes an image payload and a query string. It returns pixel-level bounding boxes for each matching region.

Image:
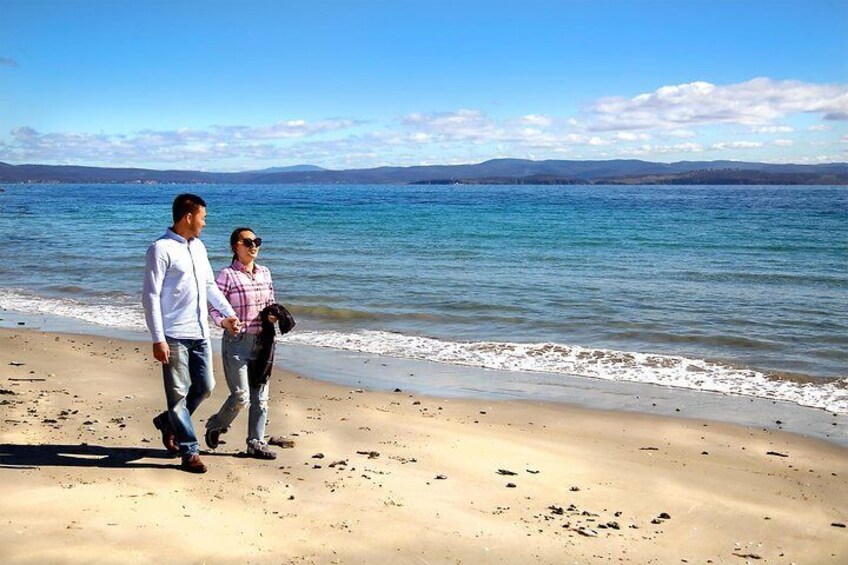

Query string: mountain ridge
[1,158,846,185]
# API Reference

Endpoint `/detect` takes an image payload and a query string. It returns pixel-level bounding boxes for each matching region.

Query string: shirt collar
[165,227,191,243]
[232,260,256,274]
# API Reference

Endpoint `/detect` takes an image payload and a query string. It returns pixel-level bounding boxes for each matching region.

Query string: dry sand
[1,327,846,564]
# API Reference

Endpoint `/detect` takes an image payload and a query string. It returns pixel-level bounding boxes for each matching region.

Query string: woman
[206,227,281,459]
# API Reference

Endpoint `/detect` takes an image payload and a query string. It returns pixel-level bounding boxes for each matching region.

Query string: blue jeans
[159,337,215,456]
[206,332,269,446]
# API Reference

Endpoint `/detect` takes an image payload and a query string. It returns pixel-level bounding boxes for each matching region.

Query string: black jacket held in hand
[247,304,296,387]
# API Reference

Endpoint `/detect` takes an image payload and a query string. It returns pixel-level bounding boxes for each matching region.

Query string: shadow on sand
[0,443,181,470]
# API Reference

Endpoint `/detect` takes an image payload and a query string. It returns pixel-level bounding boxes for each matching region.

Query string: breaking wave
[2,288,845,414]
[285,330,848,414]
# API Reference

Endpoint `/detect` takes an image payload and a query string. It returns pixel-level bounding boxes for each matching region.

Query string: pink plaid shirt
[209,261,276,335]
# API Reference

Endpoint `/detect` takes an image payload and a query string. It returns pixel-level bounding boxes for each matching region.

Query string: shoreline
[1,308,846,447]
[1,327,847,563]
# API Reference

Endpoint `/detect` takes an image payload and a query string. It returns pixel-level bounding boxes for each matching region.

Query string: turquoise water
[1,183,846,411]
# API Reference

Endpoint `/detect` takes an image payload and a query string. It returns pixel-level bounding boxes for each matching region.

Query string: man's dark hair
[172,193,207,223]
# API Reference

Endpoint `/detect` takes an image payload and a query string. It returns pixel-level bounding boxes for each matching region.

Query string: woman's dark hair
[230,227,254,262]
[172,193,207,223]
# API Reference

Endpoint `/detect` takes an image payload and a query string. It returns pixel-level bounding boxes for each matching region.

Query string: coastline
[1,308,846,448]
[1,327,846,563]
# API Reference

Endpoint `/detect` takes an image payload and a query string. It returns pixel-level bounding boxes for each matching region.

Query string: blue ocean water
[1,183,846,412]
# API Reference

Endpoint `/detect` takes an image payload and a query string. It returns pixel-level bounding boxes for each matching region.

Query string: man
[142,193,241,473]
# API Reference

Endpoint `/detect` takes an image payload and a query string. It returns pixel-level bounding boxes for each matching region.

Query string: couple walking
[142,193,292,473]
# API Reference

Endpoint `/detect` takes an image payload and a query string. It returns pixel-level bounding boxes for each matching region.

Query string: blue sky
[1,0,846,170]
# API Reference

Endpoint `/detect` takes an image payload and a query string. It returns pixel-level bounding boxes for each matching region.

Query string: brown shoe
[267,436,296,449]
[180,454,207,473]
[153,414,178,455]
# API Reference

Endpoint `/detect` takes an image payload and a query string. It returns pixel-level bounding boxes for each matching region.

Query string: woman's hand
[221,316,242,336]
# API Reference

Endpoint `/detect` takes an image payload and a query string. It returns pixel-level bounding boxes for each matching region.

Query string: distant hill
[1,158,846,185]
[246,164,328,174]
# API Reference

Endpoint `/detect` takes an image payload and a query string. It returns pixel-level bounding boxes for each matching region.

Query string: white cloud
[519,114,554,127]
[585,78,848,131]
[400,109,503,143]
[403,109,487,128]
[4,77,848,168]
[2,118,362,167]
[711,141,764,150]
[657,129,697,139]
[750,125,794,134]
[615,131,650,141]
[671,142,705,153]
[397,110,625,151]
[212,118,358,140]
[797,154,846,163]
[409,132,432,143]
[617,142,704,157]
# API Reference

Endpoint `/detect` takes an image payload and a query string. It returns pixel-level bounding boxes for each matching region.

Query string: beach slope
[1,328,846,564]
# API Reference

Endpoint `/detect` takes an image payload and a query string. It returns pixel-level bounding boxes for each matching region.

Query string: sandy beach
[1,327,846,564]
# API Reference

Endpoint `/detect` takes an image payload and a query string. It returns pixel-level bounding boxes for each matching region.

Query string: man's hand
[222,316,241,336]
[153,341,170,364]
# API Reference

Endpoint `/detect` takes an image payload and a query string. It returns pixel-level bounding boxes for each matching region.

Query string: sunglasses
[239,237,262,248]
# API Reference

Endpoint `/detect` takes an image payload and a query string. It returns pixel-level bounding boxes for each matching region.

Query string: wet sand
[1,328,846,563]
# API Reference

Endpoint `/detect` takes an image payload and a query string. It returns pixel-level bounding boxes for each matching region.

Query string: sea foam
[0,289,148,332]
[2,289,845,414]
[285,330,848,414]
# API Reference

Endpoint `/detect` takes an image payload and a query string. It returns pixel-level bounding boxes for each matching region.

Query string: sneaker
[205,427,221,450]
[247,441,277,460]
[180,454,207,474]
[267,436,296,449]
[152,414,178,455]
